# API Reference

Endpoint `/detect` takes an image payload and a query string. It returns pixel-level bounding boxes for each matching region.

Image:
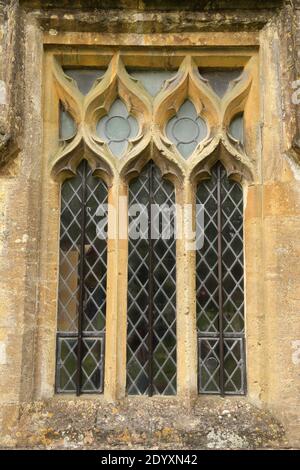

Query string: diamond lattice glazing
[56,160,107,394]
[127,162,177,396]
[196,162,245,395]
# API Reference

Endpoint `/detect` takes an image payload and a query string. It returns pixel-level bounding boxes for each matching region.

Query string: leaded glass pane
[81,337,105,393]
[58,170,83,333]
[152,167,177,395]
[127,162,177,396]
[224,338,245,394]
[196,162,245,396]
[221,173,244,334]
[56,160,107,394]
[56,337,78,393]
[83,170,108,333]
[198,337,220,394]
[196,169,219,335]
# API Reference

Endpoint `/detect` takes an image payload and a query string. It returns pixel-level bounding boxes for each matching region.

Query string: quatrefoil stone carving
[166,100,208,159]
[50,54,254,181]
[96,99,139,157]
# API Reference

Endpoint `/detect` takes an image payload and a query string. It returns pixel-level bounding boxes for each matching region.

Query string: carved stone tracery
[50,53,256,183]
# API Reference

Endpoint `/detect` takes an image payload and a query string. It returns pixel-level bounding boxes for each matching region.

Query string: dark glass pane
[127,165,150,395]
[152,166,176,395]
[57,161,107,395]
[196,170,219,334]
[81,338,104,393]
[64,68,105,95]
[199,68,243,98]
[82,166,107,332]
[127,162,176,396]
[58,166,84,333]
[198,338,220,394]
[56,337,78,393]
[224,338,245,394]
[221,171,244,334]
[197,162,245,396]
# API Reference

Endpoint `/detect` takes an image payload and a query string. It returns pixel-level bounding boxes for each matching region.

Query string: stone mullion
[176,178,198,399]
[104,176,128,400]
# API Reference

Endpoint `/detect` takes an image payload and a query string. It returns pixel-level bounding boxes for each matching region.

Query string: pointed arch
[190,140,254,186]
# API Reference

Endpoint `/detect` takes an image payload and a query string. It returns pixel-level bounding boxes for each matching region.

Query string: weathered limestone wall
[0,0,299,448]
[259,2,300,444]
[0,1,44,446]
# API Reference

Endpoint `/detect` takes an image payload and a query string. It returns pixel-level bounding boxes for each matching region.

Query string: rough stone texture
[8,398,287,450]
[0,0,300,450]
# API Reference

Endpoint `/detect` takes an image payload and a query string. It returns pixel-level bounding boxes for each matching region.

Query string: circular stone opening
[105,116,131,142]
[173,117,199,144]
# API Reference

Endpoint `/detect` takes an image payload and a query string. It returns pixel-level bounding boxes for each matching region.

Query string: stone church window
[50,50,256,398]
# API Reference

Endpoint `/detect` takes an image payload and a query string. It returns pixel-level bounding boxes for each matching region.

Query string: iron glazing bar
[217,164,225,396]
[77,159,87,396]
[148,161,155,397]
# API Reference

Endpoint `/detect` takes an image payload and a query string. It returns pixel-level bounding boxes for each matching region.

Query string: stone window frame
[37,35,259,401]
